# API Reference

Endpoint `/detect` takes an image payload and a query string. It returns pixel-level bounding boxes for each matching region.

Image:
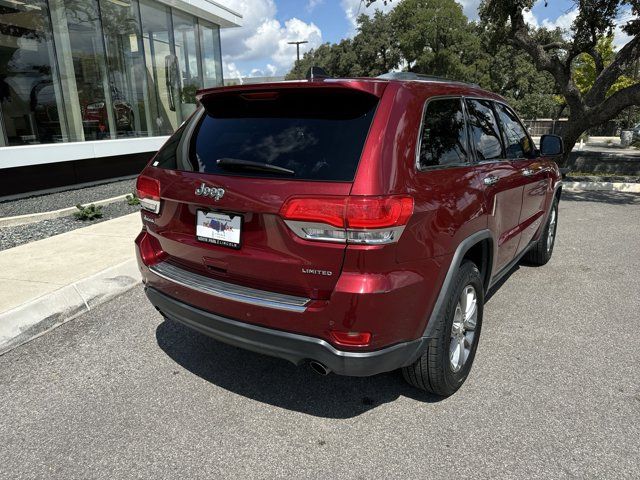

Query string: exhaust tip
[309,361,331,376]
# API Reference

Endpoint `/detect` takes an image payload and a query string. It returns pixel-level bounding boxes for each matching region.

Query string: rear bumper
[146,287,427,377]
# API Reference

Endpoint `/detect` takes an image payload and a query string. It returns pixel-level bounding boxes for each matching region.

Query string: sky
[219,0,636,81]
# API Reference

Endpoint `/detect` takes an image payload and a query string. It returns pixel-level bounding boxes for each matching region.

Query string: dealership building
[0,0,241,196]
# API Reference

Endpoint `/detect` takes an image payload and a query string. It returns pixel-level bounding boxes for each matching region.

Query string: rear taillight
[280,195,413,245]
[136,175,161,214]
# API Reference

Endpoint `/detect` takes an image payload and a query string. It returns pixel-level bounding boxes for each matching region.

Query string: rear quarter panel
[352,82,492,262]
[345,82,493,340]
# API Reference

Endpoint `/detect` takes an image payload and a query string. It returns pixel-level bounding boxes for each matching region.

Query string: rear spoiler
[195,79,388,104]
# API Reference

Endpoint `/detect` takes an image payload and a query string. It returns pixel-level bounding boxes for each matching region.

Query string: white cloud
[272,18,322,67]
[306,0,323,12]
[535,7,635,50]
[340,0,396,33]
[613,24,632,50]
[224,62,244,82]
[613,10,637,50]
[341,0,479,26]
[541,8,578,32]
[220,0,322,78]
[266,64,278,76]
[523,8,539,28]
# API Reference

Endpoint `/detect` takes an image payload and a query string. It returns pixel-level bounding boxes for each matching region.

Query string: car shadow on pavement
[563,190,640,205]
[155,320,442,418]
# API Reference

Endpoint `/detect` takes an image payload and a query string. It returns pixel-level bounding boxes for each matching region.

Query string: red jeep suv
[135,72,562,397]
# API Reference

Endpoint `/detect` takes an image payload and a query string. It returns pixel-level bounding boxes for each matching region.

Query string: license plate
[196,210,242,249]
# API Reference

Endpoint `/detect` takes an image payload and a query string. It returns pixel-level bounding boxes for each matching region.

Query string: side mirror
[540,134,564,156]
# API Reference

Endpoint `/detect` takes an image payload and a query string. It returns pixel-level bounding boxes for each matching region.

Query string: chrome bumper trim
[149,262,310,312]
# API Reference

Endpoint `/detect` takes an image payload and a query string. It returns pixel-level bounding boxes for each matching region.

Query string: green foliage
[287,0,560,119]
[364,0,640,159]
[286,10,401,79]
[286,39,360,79]
[125,194,140,206]
[573,36,638,97]
[74,203,104,221]
[353,11,403,76]
[475,25,560,118]
[390,0,480,79]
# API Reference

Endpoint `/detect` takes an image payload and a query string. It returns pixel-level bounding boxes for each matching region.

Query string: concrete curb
[563,181,640,193]
[0,259,141,356]
[0,194,130,228]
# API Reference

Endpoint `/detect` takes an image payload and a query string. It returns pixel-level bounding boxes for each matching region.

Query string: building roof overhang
[158,0,242,28]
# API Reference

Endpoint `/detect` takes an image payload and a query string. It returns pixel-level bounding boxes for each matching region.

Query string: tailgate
[142,85,382,299]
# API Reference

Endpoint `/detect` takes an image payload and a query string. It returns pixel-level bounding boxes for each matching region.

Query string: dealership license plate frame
[195,210,243,249]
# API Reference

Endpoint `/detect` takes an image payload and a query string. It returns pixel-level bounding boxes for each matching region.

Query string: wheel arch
[422,230,493,339]
[461,237,493,294]
[554,184,562,202]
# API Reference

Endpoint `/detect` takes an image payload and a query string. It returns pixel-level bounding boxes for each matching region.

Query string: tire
[524,197,558,266]
[402,260,484,397]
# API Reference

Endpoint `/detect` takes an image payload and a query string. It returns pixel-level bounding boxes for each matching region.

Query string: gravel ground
[0,178,136,217]
[0,201,140,251]
[0,191,639,479]
[566,174,640,183]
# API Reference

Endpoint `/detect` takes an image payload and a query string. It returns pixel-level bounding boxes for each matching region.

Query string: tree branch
[584,34,640,106]
[588,47,605,74]
[587,82,640,126]
[541,41,566,51]
[508,8,585,116]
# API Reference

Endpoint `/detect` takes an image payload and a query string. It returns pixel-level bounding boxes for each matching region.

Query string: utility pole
[287,40,308,63]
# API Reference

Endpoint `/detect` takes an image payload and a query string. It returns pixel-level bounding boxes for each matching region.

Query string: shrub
[126,193,140,206]
[74,204,103,221]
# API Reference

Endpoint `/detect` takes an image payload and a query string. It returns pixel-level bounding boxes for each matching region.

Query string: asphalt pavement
[1,190,639,479]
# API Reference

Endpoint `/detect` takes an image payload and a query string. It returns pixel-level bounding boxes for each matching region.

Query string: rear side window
[494,103,534,159]
[156,88,379,181]
[465,99,503,161]
[418,98,468,169]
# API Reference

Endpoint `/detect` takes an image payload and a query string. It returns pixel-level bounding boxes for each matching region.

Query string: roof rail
[377,71,480,88]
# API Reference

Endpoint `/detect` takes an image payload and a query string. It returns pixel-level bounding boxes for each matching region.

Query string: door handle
[522,168,536,177]
[483,175,498,186]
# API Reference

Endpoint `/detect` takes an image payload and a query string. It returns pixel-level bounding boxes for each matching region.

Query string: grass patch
[74,204,103,221]
[125,193,140,206]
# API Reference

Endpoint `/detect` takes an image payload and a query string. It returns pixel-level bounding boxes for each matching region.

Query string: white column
[48,0,85,142]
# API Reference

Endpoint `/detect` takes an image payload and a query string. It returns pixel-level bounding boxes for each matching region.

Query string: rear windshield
[154,88,379,182]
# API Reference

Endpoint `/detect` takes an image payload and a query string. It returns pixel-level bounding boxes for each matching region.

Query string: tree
[475,24,560,119]
[286,10,400,79]
[573,35,637,97]
[353,10,403,75]
[390,0,482,80]
[477,0,640,162]
[286,40,360,79]
[290,0,561,120]
[367,0,640,162]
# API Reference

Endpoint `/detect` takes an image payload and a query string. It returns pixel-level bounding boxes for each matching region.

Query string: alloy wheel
[449,285,478,373]
[547,207,557,253]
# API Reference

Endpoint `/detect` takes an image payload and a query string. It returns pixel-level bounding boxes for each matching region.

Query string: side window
[418,98,468,169]
[465,99,503,161]
[495,103,534,159]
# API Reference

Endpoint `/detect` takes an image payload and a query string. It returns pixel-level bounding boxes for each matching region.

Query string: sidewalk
[0,213,142,353]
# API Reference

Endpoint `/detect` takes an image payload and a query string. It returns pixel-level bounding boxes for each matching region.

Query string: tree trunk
[558,119,585,167]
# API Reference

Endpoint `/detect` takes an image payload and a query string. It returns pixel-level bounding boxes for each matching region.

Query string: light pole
[287,40,308,63]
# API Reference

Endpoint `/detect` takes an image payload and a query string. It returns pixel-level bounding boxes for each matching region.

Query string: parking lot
[1,190,639,479]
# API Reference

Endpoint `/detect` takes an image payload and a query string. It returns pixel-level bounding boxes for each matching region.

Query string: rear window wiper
[216,158,295,175]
